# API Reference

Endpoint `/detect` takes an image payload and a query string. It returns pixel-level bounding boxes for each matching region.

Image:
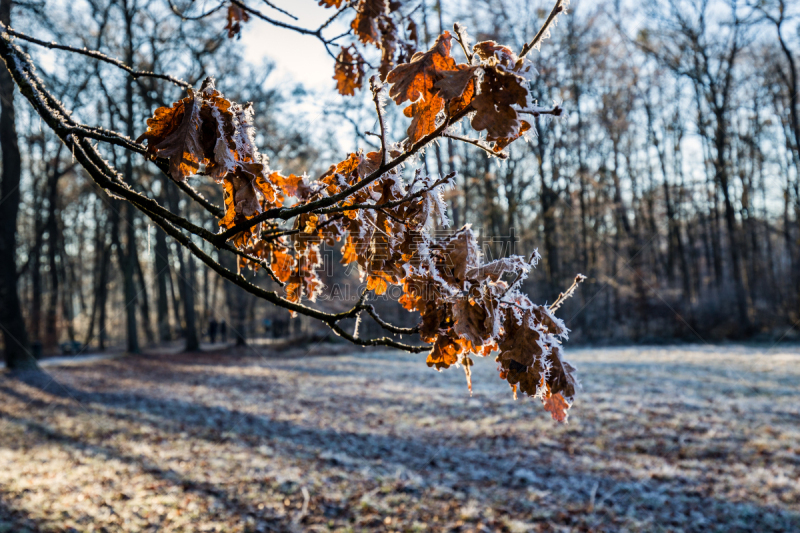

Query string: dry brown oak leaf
[334,46,365,96]
[387,31,471,143]
[225,4,250,39]
[138,94,205,181]
[471,66,529,140]
[351,0,388,45]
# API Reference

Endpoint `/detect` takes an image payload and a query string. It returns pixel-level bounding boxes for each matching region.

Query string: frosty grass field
[1,344,799,532]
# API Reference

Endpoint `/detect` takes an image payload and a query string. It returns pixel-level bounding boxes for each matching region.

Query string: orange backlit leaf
[427,332,463,370]
[351,0,387,45]
[138,95,204,181]
[543,392,571,423]
[334,46,365,96]
[270,247,294,283]
[386,32,458,143]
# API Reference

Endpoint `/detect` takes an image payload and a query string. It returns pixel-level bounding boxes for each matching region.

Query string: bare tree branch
[443,133,506,158]
[214,107,473,243]
[549,274,587,312]
[2,24,191,89]
[0,29,424,350]
[519,0,564,58]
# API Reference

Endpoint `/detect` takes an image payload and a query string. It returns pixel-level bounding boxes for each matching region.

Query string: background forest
[2,0,799,357]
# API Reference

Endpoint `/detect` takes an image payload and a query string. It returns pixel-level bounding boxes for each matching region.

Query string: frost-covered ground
[1,344,799,532]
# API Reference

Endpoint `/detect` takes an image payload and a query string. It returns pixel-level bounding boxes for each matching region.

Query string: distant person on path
[220,320,227,343]
[209,318,218,344]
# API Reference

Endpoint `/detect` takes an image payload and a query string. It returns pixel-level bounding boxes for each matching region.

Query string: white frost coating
[533,0,570,53]
[413,174,451,229]
[375,88,391,164]
[454,24,474,63]
[516,60,539,83]
[432,182,450,228]
[210,106,235,179]
[201,77,217,95]
[231,103,260,163]
[530,248,541,267]
[444,120,464,136]
[308,279,324,302]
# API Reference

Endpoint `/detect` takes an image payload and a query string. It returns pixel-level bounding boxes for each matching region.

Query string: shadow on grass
[3,364,800,532]
[0,497,40,533]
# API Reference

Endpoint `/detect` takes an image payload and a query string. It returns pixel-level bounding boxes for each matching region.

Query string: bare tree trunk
[85,224,111,350]
[96,245,110,351]
[537,123,558,287]
[30,209,44,345]
[165,183,199,351]
[44,171,60,351]
[58,238,76,343]
[714,116,751,330]
[114,202,140,353]
[154,205,172,341]
[135,248,155,345]
[0,0,36,370]
[168,262,183,334]
[220,250,247,346]
[183,251,199,351]
[119,0,140,354]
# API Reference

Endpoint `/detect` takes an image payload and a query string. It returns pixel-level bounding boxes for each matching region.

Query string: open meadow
[1,344,799,532]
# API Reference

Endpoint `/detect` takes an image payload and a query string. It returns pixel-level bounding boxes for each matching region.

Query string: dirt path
[0,341,237,370]
[1,344,798,532]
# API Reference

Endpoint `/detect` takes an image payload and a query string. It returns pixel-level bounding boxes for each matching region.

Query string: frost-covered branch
[0,3,583,421]
[0,27,428,353]
[549,274,587,312]
[519,104,564,118]
[317,172,456,216]
[370,76,388,165]
[519,0,565,58]
[214,107,473,243]
[1,24,191,89]
[443,133,507,159]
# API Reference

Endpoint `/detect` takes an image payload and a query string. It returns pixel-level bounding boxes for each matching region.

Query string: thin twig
[215,107,472,243]
[173,180,223,218]
[65,125,223,217]
[362,304,419,335]
[318,4,351,32]
[168,0,226,21]
[2,24,191,89]
[453,23,473,63]
[229,0,346,63]
[317,172,456,216]
[443,133,506,159]
[519,104,563,118]
[549,274,587,312]
[259,0,298,20]
[370,76,388,165]
[499,249,540,300]
[519,0,564,58]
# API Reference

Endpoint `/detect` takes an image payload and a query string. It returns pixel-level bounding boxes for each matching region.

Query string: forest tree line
[1,0,798,358]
